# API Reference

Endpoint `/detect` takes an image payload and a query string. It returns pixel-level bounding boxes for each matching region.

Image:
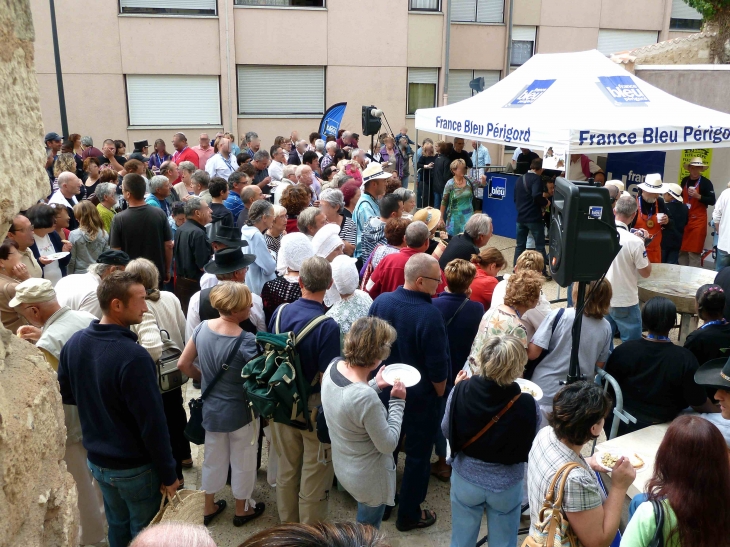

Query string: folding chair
[591,368,637,454]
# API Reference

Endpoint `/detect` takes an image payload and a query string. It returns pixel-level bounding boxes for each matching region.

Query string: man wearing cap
[631,174,670,264]
[11,278,105,546]
[353,163,390,260]
[199,225,249,289]
[694,357,730,446]
[192,133,215,170]
[56,249,130,318]
[44,131,62,175]
[680,157,716,267]
[171,133,199,184]
[58,271,179,546]
[662,183,688,265]
[7,214,42,279]
[129,140,150,163]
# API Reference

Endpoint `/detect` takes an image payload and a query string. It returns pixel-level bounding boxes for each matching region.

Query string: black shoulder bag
[648,499,665,547]
[184,331,247,445]
[524,308,565,380]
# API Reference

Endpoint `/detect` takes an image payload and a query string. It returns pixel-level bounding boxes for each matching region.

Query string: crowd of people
[12,128,729,547]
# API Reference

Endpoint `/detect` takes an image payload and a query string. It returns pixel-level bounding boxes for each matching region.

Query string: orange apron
[634,196,662,263]
[680,177,708,254]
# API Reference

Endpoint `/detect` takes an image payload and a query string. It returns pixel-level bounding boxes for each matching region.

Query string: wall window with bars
[451,0,503,23]
[447,70,499,104]
[119,0,216,16]
[409,0,440,11]
[126,75,221,126]
[237,65,325,116]
[233,0,325,7]
[408,68,438,115]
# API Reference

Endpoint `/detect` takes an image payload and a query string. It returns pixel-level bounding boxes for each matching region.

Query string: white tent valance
[415,50,730,154]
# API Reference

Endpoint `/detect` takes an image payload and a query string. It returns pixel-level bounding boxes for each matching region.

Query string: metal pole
[49,0,68,137]
[567,281,586,383]
[443,0,451,106]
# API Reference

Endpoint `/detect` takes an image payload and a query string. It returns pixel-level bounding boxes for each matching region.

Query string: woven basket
[150,489,206,526]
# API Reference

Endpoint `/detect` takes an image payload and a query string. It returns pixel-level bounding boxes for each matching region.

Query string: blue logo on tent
[598,76,648,104]
[323,117,340,136]
[507,79,556,107]
[489,176,507,200]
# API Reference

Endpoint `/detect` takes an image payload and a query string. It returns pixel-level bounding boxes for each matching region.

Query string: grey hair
[297,139,308,149]
[615,195,638,218]
[253,150,270,162]
[129,523,215,547]
[333,172,353,188]
[342,131,352,139]
[191,169,210,188]
[80,135,93,146]
[178,161,197,175]
[245,131,258,144]
[283,165,297,178]
[300,256,332,293]
[183,196,206,217]
[149,175,169,194]
[87,262,116,278]
[273,204,287,216]
[315,139,325,153]
[405,221,430,248]
[295,164,311,177]
[297,207,323,234]
[326,141,337,151]
[464,213,493,239]
[95,182,117,201]
[247,199,274,225]
[404,253,439,284]
[351,148,363,157]
[319,189,345,209]
[393,188,414,203]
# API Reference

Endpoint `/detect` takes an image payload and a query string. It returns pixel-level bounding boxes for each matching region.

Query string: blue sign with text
[507,79,556,107]
[489,176,507,200]
[598,76,649,104]
[605,151,666,195]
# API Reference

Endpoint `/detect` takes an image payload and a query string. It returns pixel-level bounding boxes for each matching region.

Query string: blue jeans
[515,222,547,269]
[629,493,648,520]
[87,461,162,547]
[716,248,730,272]
[357,502,387,529]
[434,192,443,210]
[607,304,643,343]
[450,470,523,547]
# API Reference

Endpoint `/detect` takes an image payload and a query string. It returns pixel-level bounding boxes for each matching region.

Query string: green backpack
[241,304,328,431]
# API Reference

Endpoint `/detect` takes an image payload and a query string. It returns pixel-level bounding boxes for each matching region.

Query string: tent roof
[414,49,730,153]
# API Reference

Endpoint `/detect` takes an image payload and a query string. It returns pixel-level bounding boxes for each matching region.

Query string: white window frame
[233,0,326,8]
[237,65,325,117]
[451,0,504,24]
[126,75,222,128]
[447,69,500,104]
[119,0,217,16]
[409,0,441,12]
[511,26,536,67]
[407,68,439,116]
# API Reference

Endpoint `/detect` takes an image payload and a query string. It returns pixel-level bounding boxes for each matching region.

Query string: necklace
[700,319,727,329]
[506,305,522,319]
[644,333,671,342]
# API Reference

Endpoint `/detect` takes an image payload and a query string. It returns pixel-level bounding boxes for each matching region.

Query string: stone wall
[611,31,714,73]
[0,1,79,546]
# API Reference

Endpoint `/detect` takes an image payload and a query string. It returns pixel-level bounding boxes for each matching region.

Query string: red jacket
[469,268,498,310]
[368,247,446,299]
[171,147,200,183]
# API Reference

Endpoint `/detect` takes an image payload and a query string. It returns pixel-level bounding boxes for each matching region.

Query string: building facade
[31,0,702,155]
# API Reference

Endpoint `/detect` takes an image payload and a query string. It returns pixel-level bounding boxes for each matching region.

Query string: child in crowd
[662,183,688,264]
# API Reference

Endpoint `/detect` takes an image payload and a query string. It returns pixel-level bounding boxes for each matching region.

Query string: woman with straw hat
[633,173,670,263]
[680,156,716,267]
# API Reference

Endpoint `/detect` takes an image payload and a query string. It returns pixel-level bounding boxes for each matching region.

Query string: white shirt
[274,180,293,206]
[34,233,62,286]
[568,156,601,181]
[269,160,285,182]
[512,148,522,162]
[185,288,265,342]
[713,188,730,252]
[55,272,102,318]
[205,153,238,181]
[605,220,649,307]
[48,190,78,209]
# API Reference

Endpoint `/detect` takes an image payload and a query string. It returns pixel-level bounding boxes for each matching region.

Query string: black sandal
[233,502,265,527]
[203,500,226,526]
[396,509,437,532]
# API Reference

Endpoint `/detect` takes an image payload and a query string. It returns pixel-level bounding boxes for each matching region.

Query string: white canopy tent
[415,49,730,155]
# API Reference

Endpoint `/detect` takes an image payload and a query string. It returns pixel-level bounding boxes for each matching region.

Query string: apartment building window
[233,0,325,7]
[447,70,499,104]
[451,0,503,23]
[410,0,440,11]
[238,66,324,116]
[126,75,221,126]
[408,68,438,115]
[511,26,536,67]
[597,29,659,55]
[670,0,702,29]
[119,0,216,16]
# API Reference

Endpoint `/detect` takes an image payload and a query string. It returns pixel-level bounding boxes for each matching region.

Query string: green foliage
[684,0,730,19]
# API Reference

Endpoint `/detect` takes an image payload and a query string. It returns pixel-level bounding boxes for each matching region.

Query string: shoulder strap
[294,315,329,345]
[648,499,665,547]
[549,462,582,511]
[551,308,565,336]
[200,331,247,401]
[462,393,521,450]
[446,298,470,327]
[274,303,289,334]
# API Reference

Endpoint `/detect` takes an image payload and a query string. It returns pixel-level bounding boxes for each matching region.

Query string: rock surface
[0,1,79,546]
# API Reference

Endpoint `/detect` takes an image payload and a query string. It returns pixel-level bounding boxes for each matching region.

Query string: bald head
[404,253,441,295]
[130,523,216,547]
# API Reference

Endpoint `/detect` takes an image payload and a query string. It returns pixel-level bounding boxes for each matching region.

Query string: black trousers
[162,388,191,480]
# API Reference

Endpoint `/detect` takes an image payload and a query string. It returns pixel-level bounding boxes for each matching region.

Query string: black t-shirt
[254,168,271,194]
[514,172,547,224]
[210,202,234,227]
[515,151,539,174]
[715,267,730,321]
[684,322,730,368]
[109,205,172,282]
[98,155,127,168]
[605,338,707,424]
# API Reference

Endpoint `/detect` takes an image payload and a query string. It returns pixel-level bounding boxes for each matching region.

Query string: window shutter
[671,0,702,19]
[126,75,221,126]
[237,66,324,116]
[477,0,503,23]
[597,29,658,55]
[120,0,216,11]
[451,0,476,22]
[448,70,473,104]
[408,68,439,85]
[512,26,536,41]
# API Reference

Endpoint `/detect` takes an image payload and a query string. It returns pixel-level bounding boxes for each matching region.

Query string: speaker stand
[566,281,587,384]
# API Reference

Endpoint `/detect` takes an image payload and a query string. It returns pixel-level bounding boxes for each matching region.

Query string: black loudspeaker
[362,105,382,136]
[549,177,620,287]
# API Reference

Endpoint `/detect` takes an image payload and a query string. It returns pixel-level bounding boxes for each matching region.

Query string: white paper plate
[516,378,543,401]
[44,251,69,261]
[382,364,421,388]
[594,447,647,473]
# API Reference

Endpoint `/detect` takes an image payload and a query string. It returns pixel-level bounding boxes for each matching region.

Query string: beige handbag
[521,462,581,547]
[149,489,205,527]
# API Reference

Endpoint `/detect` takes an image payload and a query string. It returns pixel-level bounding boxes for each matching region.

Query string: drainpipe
[224,1,234,132]
[443,0,452,106]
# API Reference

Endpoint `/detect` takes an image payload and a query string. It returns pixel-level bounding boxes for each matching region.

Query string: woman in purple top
[379,135,404,180]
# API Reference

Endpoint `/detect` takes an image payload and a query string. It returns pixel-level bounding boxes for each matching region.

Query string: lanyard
[220,154,233,171]
[173,147,188,162]
[700,319,728,329]
[507,306,521,319]
[645,333,671,342]
[638,195,656,220]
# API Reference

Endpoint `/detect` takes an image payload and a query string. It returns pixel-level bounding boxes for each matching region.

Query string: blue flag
[319,102,347,139]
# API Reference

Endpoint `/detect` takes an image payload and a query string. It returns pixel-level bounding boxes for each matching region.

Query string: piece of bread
[629,453,644,469]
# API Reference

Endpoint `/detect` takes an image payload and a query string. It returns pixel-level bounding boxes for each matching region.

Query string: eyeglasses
[419,275,441,283]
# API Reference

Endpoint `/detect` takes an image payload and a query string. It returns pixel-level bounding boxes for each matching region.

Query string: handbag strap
[648,499,665,547]
[445,297,470,327]
[462,392,521,450]
[200,331,246,401]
